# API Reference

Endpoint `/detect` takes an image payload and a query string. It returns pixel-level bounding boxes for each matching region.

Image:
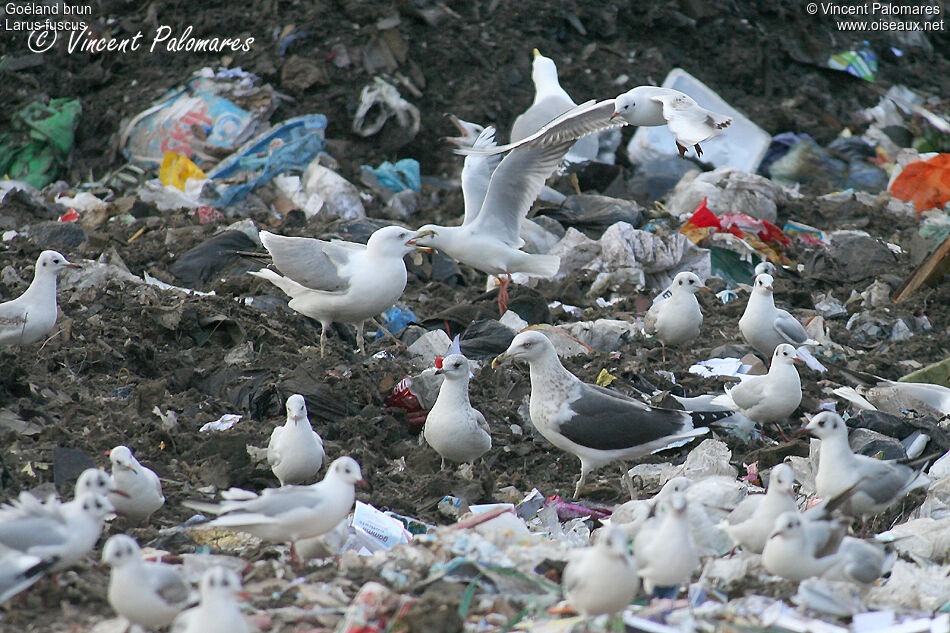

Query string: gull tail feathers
[832,386,877,411]
[795,346,827,372]
[687,409,737,428]
[709,390,739,411]
[181,499,230,515]
[249,268,309,298]
[520,254,560,278]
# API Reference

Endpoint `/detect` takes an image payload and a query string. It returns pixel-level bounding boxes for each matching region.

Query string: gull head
[611,87,649,123]
[492,330,554,368]
[443,114,485,147]
[531,49,559,86]
[435,353,469,380]
[671,271,707,295]
[200,566,245,600]
[768,511,803,541]
[367,225,424,258]
[668,492,688,516]
[77,493,115,520]
[595,526,631,558]
[805,411,845,440]
[768,463,796,497]
[109,445,139,474]
[327,456,367,488]
[76,468,113,497]
[754,261,777,277]
[771,344,801,367]
[659,476,691,501]
[408,224,440,250]
[752,273,774,295]
[285,394,308,424]
[102,534,141,568]
[35,250,79,277]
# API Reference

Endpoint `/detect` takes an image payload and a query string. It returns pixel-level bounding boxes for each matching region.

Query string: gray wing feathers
[856,459,915,503]
[259,232,354,292]
[511,96,575,143]
[461,127,503,226]
[773,310,808,345]
[147,563,190,604]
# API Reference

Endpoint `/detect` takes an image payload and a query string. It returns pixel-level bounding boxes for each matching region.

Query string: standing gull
[184,456,365,562]
[250,225,431,356]
[562,527,639,617]
[458,85,731,160]
[739,273,814,358]
[644,271,707,359]
[268,394,326,485]
[108,445,165,522]
[172,567,248,633]
[423,353,491,467]
[806,411,928,517]
[102,534,191,629]
[722,463,798,554]
[0,467,112,520]
[491,330,730,498]
[710,344,803,429]
[635,493,700,594]
[0,250,79,346]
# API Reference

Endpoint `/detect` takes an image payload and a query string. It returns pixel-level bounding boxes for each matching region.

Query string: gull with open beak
[0,250,80,347]
[250,225,432,356]
[108,445,165,523]
[267,394,326,485]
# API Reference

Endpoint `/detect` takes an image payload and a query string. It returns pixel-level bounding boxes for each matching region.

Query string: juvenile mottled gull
[710,344,803,425]
[184,456,365,562]
[172,567,248,633]
[108,445,165,522]
[492,330,730,498]
[459,85,731,160]
[739,274,815,358]
[563,526,638,617]
[102,534,191,629]
[423,354,491,467]
[250,225,431,356]
[0,250,79,346]
[806,411,928,517]
[722,463,798,554]
[268,394,326,485]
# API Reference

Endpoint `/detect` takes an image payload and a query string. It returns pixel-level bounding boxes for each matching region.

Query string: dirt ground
[1,0,949,630]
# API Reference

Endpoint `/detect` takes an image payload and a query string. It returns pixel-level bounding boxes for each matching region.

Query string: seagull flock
[0,48,943,628]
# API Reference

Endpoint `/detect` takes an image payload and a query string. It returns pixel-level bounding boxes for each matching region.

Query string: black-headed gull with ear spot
[0,467,112,520]
[268,394,325,486]
[491,330,731,498]
[711,344,803,426]
[0,250,79,346]
[108,445,165,522]
[563,526,639,617]
[250,225,432,356]
[635,493,699,594]
[172,567,249,633]
[739,273,815,358]
[722,463,798,554]
[645,271,708,358]
[102,534,191,629]
[423,353,491,468]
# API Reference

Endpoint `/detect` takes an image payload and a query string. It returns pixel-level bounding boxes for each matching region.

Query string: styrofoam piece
[625,68,770,172]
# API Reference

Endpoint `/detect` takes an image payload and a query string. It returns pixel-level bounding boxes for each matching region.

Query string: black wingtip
[689,410,736,426]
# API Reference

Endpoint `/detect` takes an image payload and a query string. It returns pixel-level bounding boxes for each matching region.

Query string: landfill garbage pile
[2,0,950,632]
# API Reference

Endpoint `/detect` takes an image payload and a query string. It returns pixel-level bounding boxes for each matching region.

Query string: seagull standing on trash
[268,394,326,486]
[423,354,491,468]
[739,273,815,359]
[412,121,563,315]
[644,271,707,360]
[458,86,731,161]
[562,526,639,617]
[491,330,731,498]
[173,567,249,633]
[635,493,700,595]
[806,411,929,517]
[108,445,165,522]
[722,463,799,554]
[0,250,79,346]
[183,456,366,564]
[102,534,191,629]
[250,225,432,356]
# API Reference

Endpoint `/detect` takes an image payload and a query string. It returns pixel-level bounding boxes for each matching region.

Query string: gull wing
[259,232,362,292]
[652,93,732,146]
[461,127,504,226]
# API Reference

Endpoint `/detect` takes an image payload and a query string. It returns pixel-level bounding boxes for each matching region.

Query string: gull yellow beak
[491,352,510,369]
[407,229,436,250]
[532,48,541,58]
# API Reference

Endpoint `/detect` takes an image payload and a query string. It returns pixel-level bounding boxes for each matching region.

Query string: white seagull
[423,353,491,467]
[491,330,730,498]
[563,526,639,617]
[722,463,798,554]
[0,467,112,520]
[250,225,431,356]
[108,445,165,522]
[268,394,326,485]
[0,250,79,346]
[635,493,700,594]
[739,273,814,358]
[710,344,803,426]
[172,567,248,633]
[102,534,191,629]
[644,271,707,357]
[0,543,55,602]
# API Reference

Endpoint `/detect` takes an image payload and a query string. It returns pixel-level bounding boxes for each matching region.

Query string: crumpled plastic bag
[0,98,81,188]
[890,153,950,214]
[352,77,420,140]
[667,167,791,224]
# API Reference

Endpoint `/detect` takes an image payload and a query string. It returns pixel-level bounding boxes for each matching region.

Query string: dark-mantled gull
[102,534,191,628]
[562,526,638,617]
[108,445,165,522]
[172,567,249,633]
[184,456,365,562]
[491,330,731,498]
[250,225,431,356]
[710,344,803,425]
[458,85,731,160]
[644,271,707,357]
[267,394,326,486]
[423,353,491,467]
[806,411,929,517]
[722,463,798,554]
[0,250,79,346]
[739,273,815,358]
[412,122,564,314]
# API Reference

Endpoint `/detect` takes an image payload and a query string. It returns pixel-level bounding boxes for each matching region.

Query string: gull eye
[678,280,683,285]
[688,279,694,284]
[818,420,826,427]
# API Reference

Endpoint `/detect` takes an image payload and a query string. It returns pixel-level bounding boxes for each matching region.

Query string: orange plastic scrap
[679,197,791,264]
[890,153,950,214]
